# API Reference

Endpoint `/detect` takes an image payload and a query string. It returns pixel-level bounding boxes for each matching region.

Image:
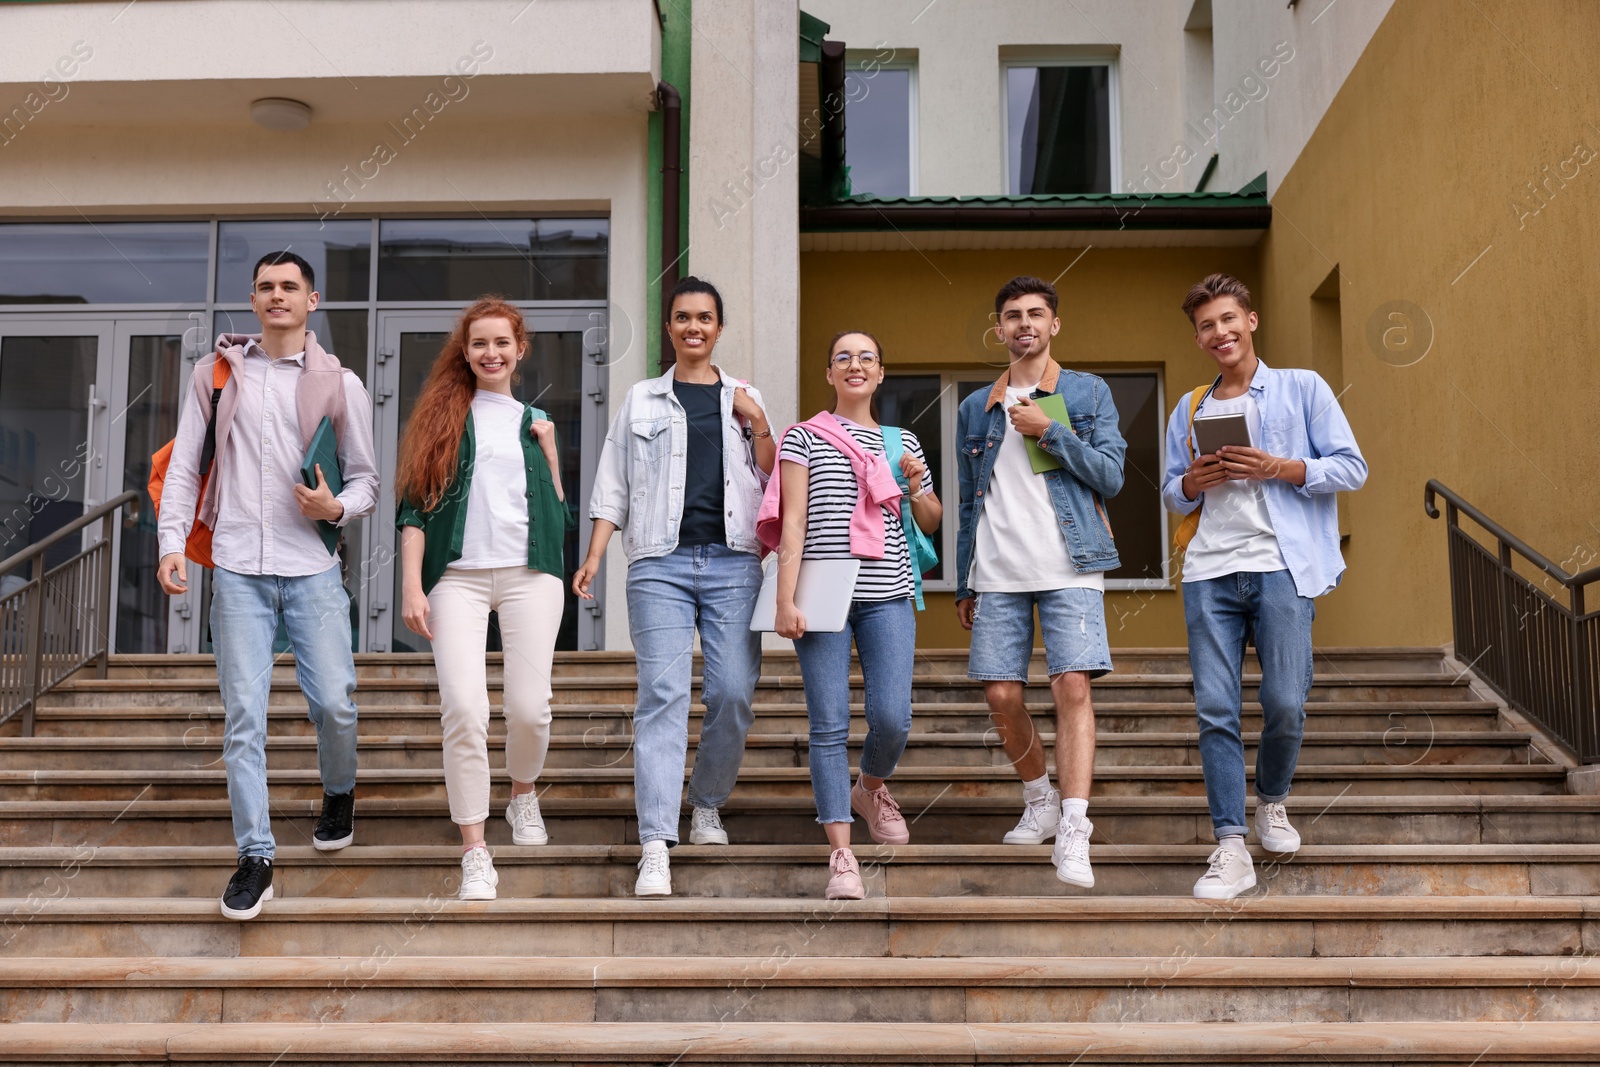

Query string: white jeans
[429,566,563,825]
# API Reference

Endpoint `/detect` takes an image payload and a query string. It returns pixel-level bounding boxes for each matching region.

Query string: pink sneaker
[825,847,865,900]
[850,780,911,845]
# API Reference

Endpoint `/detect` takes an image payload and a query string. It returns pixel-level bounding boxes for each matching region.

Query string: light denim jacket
[955,361,1127,602]
[1161,358,1368,599]
[588,366,770,562]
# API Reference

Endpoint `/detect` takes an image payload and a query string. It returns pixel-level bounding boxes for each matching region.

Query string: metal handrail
[1426,480,1600,599]
[0,490,138,736]
[1425,479,1599,760]
[0,492,139,577]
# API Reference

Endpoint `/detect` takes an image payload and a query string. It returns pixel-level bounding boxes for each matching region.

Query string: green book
[299,416,344,555]
[1022,392,1073,474]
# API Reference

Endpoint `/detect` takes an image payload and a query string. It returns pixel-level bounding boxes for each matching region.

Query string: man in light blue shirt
[1161,273,1367,901]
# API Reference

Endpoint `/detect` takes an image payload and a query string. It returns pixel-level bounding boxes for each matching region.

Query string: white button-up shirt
[158,340,379,577]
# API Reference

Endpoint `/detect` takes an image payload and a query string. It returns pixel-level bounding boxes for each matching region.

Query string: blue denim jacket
[1161,358,1367,599]
[955,361,1127,601]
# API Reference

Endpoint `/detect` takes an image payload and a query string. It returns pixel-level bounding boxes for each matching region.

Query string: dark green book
[1023,392,1074,474]
[299,416,343,555]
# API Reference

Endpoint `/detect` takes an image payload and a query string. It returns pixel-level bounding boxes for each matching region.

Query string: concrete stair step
[2,794,1590,848]
[36,673,1477,708]
[2,843,1595,898]
[0,763,1567,803]
[12,699,1506,738]
[3,952,1599,1024]
[6,1020,1599,1065]
[96,646,1456,680]
[0,730,1543,772]
[3,894,1593,961]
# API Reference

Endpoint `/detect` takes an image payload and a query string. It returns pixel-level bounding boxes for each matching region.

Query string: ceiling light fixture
[250,98,312,131]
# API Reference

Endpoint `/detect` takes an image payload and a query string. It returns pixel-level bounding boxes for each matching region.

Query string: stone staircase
[2,647,1598,1064]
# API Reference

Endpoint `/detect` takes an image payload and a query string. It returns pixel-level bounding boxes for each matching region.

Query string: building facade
[1,0,1593,655]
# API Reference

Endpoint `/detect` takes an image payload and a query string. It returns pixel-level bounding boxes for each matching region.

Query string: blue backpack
[882,426,939,611]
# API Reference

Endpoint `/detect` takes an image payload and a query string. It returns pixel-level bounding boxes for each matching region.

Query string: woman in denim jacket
[573,276,775,897]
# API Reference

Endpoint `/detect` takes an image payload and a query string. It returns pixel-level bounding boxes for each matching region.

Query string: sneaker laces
[462,847,492,880]
[693,807,723,832]
[1016,797,1052,834]
[1203,845,1238,879]
[1061,818,1092,864]
[228,859,269,896]
[830,849,858,877]
[638,847,670,877]
[1261,803,1291,830]
[866,786,904,821]
[511,792,542,822]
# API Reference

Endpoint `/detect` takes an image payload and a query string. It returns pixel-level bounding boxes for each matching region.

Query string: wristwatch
[743,425,772,440]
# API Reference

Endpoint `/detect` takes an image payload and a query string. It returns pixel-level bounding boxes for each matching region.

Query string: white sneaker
[505,791,549,846]
[688,805,729,845]
[1254,801,1301,853]
[1194,842,1256,900]
[1004,788,1062,844]
[458,846,498,901]
[635,841,672,897]
[1050,813,1095,888]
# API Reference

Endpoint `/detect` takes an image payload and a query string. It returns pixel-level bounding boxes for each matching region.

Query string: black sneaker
[313,790,355,851]
[220,857,274,921]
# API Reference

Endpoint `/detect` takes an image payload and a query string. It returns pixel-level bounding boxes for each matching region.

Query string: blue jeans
[793,597,915,825]
[1183,569,1315,841]
[211,566,360,860]
[626,544,762,845]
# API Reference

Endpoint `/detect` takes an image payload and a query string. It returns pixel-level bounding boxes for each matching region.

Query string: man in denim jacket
[1162,273,1367,901]
[956,276,1126,890]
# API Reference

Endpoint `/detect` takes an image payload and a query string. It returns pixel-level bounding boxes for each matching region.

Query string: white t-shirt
[453,390,530,571]
[968,385,1106,594]
[778,418,922,602]
[1180,391,1288,583]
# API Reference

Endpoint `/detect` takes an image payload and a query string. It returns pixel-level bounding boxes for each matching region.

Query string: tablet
[1193,412,1252,456]
[749,556,861,633]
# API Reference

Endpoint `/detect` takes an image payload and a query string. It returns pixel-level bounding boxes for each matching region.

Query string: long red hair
[396,297,530,511]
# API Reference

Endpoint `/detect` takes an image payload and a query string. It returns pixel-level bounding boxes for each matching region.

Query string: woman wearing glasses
[761,330,941,899]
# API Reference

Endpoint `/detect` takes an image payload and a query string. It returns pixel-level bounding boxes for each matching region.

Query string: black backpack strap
[197,385,224,473]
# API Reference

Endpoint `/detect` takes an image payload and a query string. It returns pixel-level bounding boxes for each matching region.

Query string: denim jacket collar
[985,358,1062,411]
[646,364,735,396]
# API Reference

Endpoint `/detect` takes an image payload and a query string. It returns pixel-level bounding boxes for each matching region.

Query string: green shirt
[396,405,575,594]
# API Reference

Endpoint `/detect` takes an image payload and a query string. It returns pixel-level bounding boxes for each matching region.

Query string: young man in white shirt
[955,276,1127,888]
[1163,273,1367,900]
[157,251,379,920]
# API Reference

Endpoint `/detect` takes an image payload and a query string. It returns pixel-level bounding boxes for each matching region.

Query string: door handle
[84,384,108,507]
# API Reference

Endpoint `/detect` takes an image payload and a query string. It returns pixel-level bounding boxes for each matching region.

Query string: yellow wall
[1257,0,1600,647]
[799,245,1259,648]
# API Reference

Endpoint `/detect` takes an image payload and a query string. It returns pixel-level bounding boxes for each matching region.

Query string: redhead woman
[396,297,573,901]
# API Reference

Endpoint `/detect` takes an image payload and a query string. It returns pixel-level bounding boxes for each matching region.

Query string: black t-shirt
[673,379,726,546]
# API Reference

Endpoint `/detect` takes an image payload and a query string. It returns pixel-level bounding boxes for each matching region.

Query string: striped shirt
[779,419,924,601]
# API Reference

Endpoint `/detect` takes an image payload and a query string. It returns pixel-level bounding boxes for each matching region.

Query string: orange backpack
[149,359,232,568]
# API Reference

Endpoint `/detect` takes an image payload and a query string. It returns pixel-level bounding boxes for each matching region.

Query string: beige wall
[1258,0,1600,647]
[800,242,1261,648]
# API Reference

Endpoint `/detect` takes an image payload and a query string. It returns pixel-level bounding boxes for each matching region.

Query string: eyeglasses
[829,351,880,369]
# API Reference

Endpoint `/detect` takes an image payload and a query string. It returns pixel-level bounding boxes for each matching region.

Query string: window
[884,370,1166,591]
[844,55,916,197]
[1004,61,1116,195]
[0,222,209,304]
[216,220,372,303]
[377,219,608,302]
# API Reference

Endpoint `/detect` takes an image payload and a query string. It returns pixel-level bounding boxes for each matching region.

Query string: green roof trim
[799,11,831,64]
[1237,171,1268,195]
[800,190,1271,233]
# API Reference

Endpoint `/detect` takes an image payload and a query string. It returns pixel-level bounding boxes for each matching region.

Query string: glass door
[367,308,604,652]
[0,320,115,597]
[108,315,207,653]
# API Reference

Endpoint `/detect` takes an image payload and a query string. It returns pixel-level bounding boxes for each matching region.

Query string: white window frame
[844,49,919,197]
[889,369,1168,594]
[999,54,1121,196]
